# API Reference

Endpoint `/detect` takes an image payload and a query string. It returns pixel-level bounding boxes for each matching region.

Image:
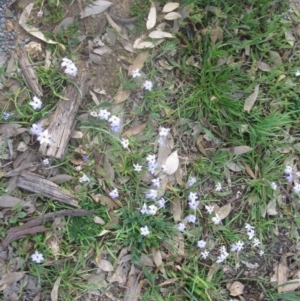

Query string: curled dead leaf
[229,281,244,296]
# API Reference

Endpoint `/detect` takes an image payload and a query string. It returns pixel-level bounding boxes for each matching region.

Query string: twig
[201,118,228,141]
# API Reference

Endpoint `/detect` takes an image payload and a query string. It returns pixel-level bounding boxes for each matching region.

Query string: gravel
[0,0,16,55]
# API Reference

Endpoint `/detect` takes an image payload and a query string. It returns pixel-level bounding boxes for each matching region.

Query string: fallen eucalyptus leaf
[244,84,260,113]
[230,145,253,155]
[149,30,174,39]
[162,2,180,13]
[164,150,179,175]
[164,12,182,20]
[79,0,112,19]
[256,61,271,72]
[147,1,157,30]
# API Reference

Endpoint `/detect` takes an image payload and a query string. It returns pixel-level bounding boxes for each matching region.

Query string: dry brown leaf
[147,1,157,30]
[148,31,174,39]
[49,174,73,184]
[47,237,60,256]
[0,272,25,291]
[156,134,174,170]
[0,196,24,208]
[158,278,179,286]
[269,50,284,70]
[162,2,180,13]
[79,0,112,19]
[94,216,106,225]
[152,248,166,276]
[165,150,179,175]
[50,276,61,301]
[122,123,146,137]
[278,255,289,293]
[134,41,156,49]
[114,89,131,104]
[230,145,253,155]
[285,30,295,46]
[256,61,271,72]
[140,254,155,267]
[170,196,182,222]
[243,163,256,179]
[97,259,114,272]
[164,12,182,20]
[280,270,300,292]
[105,12,122,33]
[128,51,148,75]
[6,19,14,32]
[226,162,244,172]
[92,194,120,209]
[216,203,232,220]
[93,46,112,55]
[53,17,75,34]
[207,263,219,282]
[229,281,244,296]
[266,199,278,216]
[244,84,260,113]
[90,90,100,105]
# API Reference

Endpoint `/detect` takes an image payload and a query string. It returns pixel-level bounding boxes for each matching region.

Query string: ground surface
[1,0,300,301]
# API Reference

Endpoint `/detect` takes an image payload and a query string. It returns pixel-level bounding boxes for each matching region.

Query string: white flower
[293,183,300,194]
[161,164,168,173]
[188,192,198,202]
[188,200,199,210]
[151,178,160,188]
[63,60,77,77]
[133,164,142,172]
[143,80,153,91]
[79,174,89,183]
[98,109,111,120]
[295,70,300,77]
[216,253,228,264]
[3,112,10,120]
[215,182,222,192]
[159,127,170,137]
[157,198,165,208]
[37,10,43,18]
[286,174,293,183]
[37,129,51,145]
[270,182,277,190]
[109,188,119,199]
[146,189,157,200]
[212,213,221,225]
[140,203,148,215]
[148,162,157,175]
[177,222,186,232]
[197,240,207,249]
[30,123,44,136]
[90,111,98,117]
[187,177,197,187]
[187,214,196,224]
[29,96,43,110]
[245,223,255,232]
[284,165,293,175]
[108,115,121,127]
[61,57,73,67]
[205,205,214,215]
[148,204,158,215]
[253,237,260,248]
[140,226,150,236]
[231,241,244,252]
[121,138,129,149]
[146,154,156,164]
[110,124,121,132]
[131,69,141,78]
[247,229,255,240]
[42,158,50,166]
[31,250,44,263]
[259,250,264,257]
[201,250,209,259]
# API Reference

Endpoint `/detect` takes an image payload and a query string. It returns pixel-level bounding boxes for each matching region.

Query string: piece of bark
[15,171,79,207]
[7,149,39,194]
[0,226,49,251]
[0,209,93,250]
[39,73,89,159]
[17,49,43,98]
